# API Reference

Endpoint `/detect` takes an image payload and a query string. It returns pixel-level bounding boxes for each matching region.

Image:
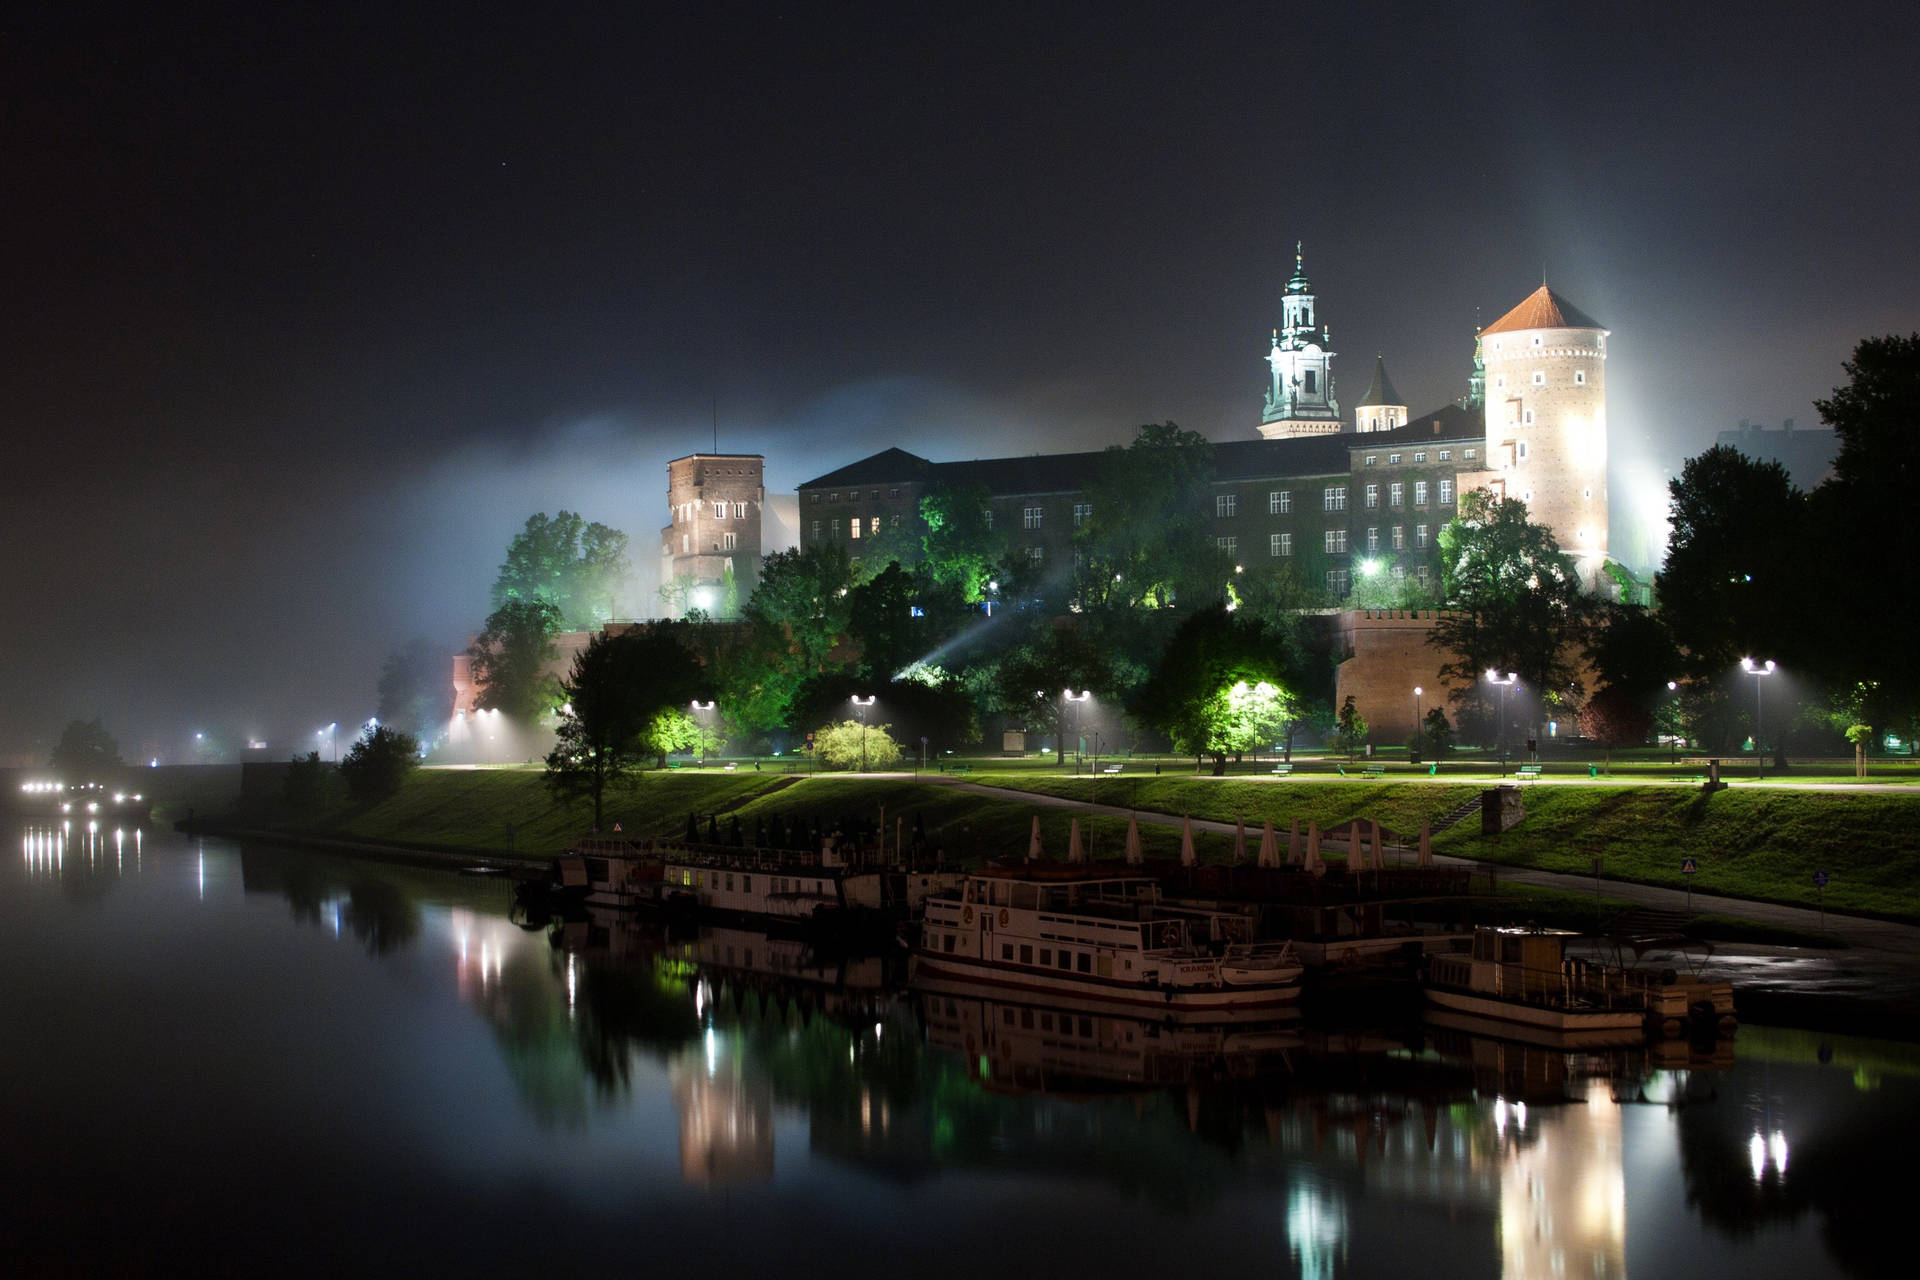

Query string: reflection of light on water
[1750,1130,1789,1181]
[1285,1181,1347,1280]
[670,1029,773,1187]
[705,1027,718,1077]
[1501,1080,1624,1280]
[564,952,577,1019]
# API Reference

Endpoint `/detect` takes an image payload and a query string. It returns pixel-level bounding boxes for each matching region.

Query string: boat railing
[1430,952,1650,1013]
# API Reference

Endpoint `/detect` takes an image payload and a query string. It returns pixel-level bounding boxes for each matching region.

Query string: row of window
[1491,370,1588,389]
[671,500,750,523]
[811,487,903,504]
[1363,448,1472,466]
[1212,525,1432,558]
[1361,479,1452,508]
[812,516,884,540]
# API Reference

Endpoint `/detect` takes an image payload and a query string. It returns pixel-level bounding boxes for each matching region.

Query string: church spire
[1258,240,1340,439]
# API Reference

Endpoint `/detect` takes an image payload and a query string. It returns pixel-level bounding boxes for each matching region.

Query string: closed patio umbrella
[1124,814,1143,865]
[1179,816,1197,867]
[1028,815,1044,861]
[1068,817,1085,862]
[1232,817,1247,865]
[1257,819,1279,868]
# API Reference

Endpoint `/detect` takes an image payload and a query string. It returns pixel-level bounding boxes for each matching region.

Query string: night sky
[5,2,1915,761]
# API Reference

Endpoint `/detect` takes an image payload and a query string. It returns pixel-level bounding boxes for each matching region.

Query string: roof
[1348,402,1486,448]
[1480,285,1604,335]
[1355,356,1404,408]
[797,447,934,489]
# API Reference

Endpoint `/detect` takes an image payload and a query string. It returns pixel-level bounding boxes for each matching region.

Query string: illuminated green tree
[814,718,903,770]
[918,483,999,601]
[545,626,704,824]
[1076,423,1231,612]
[1134,605,1295,775]
[492,510,631,629]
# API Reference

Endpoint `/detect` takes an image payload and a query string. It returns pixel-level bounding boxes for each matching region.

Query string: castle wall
[1331,610,1471,743]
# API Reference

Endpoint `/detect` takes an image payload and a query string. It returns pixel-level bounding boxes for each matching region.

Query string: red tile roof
[1481,285,1603,335]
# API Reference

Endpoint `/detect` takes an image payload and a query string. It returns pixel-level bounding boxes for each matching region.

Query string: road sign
[1681,857,1697,875]
[1814,870,1829,889]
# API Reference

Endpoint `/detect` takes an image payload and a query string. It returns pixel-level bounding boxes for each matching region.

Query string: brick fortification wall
[1331,609,1470,744]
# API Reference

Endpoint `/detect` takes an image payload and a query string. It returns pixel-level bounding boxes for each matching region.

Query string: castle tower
[1472,285,1609,586]
[1256,243,1342,439]
[660,453,765,616]
[1353,355,1407,433]
[1460,326,1486,410]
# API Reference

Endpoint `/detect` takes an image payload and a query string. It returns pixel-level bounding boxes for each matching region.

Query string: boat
[541,834,962,938]
[912,864,1304,1023]
[7,779,152,824]
[1423,927,1736,1043]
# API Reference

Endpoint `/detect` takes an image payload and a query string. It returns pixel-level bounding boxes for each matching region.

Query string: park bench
[1362,765,1386,779]
[1516,764,1544,780]
[1271,763,1293,777]
[950,764,971,775]
[1101,764,1123,774]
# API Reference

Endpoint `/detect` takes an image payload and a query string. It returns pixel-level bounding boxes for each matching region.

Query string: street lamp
[1484,671,1517,776]
[690,700,716,766]
[850,695,875,772]
[1413,686,1423,746]
[1667,680,1680,764]
[1741,658,1776,779]
[1063,689,1090,772]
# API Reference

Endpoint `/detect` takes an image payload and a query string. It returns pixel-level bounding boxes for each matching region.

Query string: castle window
[1389,482,1404,507]
[869,516,880,535]
[1363,455,1377,467]
[1415,524,1429,548]
[848,520,861,540]
[984,510,992,530]
[1027,545,1043,565]
[1215,494,1237,518]
[722,532,737,550]
[1364,484,1379,509]
[1365,527,1379,552]
[1492,339,1503,351]
[1414,452,1427,463]
[829,492,839,502]
[1023,506,1043,530]
[1531,336,1543,347]
[1304,370,1317,393]
[1325,529,1348,553]
[1324,487,1347,511]
[1495,376,1506,389]
[1439,479,1454,504]
[682,534,690,554]
[1073,502,1092,527]
[889,487,899,497]
[1438,449,1451,461]
[1575,371,1586,385]
[1415,565,1430,586]
[1531,371,1546,386]
[1391,525,1404,550]
[1325,568,1350,595]
[810,493,820,504]
[1414,481,1429,505]
[1518,440,1530,459]
[1522,409,1536,425]
[733,502,746,518]
[1583,488,1592,499]
[1464,448,1477,460]
[1271,532,1292,557]
[1389,453,1401,464]
[811,520,822,539]
[1269,490,1291,514]
[870,490,879,500]
[1216,536,1237,554]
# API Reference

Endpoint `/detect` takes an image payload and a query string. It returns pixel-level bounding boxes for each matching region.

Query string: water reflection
[11,829,1919,1278]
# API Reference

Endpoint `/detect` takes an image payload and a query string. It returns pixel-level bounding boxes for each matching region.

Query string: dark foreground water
[5,823,1916,1278]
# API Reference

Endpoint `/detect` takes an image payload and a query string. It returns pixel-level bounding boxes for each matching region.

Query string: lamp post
[1667,680,1680,764]
[850,695,875,772]
[690,700,716,766]
[1063,689,1090,773]
[1484,671,1517,776]
[1413,686,1423,750]
[1741,658,1776,779]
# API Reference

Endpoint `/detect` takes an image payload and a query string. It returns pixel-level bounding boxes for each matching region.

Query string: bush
[338,726,420,804]
[814,719,903,770]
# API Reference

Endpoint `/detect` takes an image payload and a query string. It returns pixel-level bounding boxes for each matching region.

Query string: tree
[376,638,454,746]
[1655,445,1808,678]
[1334,696,1369,761]
[1418,707,1454,759]
[545,626,704,827]
[846,561,923,682]
[467,599,563,725]
[492,511,631,629]
[814,718,903,770]
[1133,605,1296,775]
[1577,686,1653,769]
[1810,334,1920,729]
[50,718,121,780]
[338,725,420,804]
[918,484,999,601]
[1586,602,1684,711]
[993,619,1132,764]
[284,750,331,812]
[1431,492,1593,730]
[1076,423,1231,612]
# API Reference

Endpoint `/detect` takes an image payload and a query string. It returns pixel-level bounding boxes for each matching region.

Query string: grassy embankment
[968,771,1920,922]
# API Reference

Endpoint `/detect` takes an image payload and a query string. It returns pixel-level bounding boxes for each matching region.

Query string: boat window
[741,875,751,892]
[1076,953,1091,973]
[1080,1016,1094,1036]
[1057,951,1071,971]
[1003,1008,1015,1025]
[1039,949,1052,967]
[942,933,956,953]
[1001,943,1013,960]
[1020,1008,1034,1029]
[1020,945,1033,965]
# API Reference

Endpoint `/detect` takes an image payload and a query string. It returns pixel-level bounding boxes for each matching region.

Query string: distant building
[1714,418,1838,490]
[661,453,767,616]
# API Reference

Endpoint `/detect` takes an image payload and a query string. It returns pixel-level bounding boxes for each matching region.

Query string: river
[4,822,1914,1278]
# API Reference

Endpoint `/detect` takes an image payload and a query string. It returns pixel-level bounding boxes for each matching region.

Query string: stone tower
[1353,355,1407,433]
[660,453,765,616]
[1257,243,1342,439]
[1473,285,1609,585]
